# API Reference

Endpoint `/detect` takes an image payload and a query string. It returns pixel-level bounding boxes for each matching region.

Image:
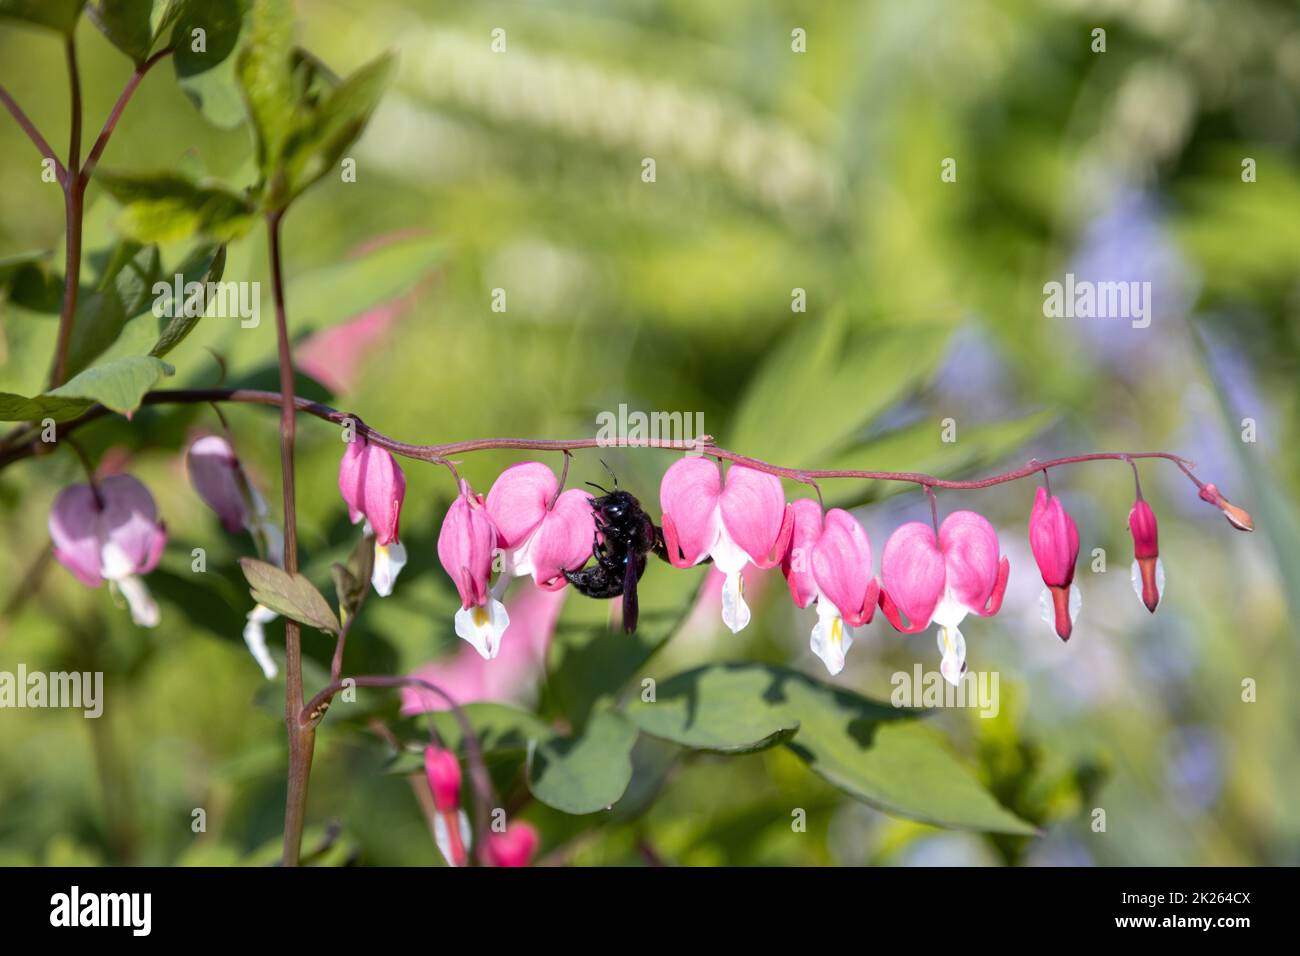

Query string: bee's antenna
[599,459,618,488]
[585,481,611,495]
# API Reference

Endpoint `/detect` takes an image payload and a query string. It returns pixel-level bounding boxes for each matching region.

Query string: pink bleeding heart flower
[1028,486,1081,641]
[486,821,540,868]
[48,474,167,627]
[437,481,508,659]
[879,511,1010,686]
[1128,497,1163,613]
[782,499,878,675]
[485,461,595,591]
[424,745,471,867]
[339,433,408,596]
[660,458,793,633]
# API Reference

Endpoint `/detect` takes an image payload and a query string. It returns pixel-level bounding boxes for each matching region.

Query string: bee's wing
[622,557,640,633]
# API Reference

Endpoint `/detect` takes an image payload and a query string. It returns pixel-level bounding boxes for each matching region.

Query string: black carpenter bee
[562,471,666,633]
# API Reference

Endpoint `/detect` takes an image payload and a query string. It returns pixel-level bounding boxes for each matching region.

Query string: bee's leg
[563,564,624,599]
[652,524,713,565]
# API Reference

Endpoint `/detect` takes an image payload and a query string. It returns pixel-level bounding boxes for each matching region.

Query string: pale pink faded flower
[48,474,167,627]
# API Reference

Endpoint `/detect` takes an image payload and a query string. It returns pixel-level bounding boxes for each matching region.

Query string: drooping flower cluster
[426,455,1250,685]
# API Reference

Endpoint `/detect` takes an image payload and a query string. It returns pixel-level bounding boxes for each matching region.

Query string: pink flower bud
[1197,483,1254,532]
[424,745,462,813]
[1028,487,1081,641]
[1128,498,1162,613]
[487,821,540,868]
[186,435,249,533]
[338,434,405,546]
[339,434,408,596]
[437,482,497,609]
[48,474,167,627]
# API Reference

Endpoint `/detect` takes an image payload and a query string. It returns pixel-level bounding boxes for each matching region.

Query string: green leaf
[729,309,951,466]
[64,241,163,378]
[626,663,802,754]
[546,562,704,725]
[329,530,373,627]
[0,250,57,309]
[0,0,87,34]
[87,0,182,64]
[173,0,250,128]
[279,51,395,203]
[625,664,1036,835]
[96,170,255,244]
[282,233,442,336]
[238,557,340,635]
[0,392,90,423]
[148,244,227,357]
[236,0,297,194]
[381,704,553,772]
[527,709,638,815]
[46,353,173,415]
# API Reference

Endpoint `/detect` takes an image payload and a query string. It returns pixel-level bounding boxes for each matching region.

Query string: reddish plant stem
[267,212,313,868]
[0,387,1212,500]
[80,48,173,182]
[0,86,66,181]
[48,36,83,390]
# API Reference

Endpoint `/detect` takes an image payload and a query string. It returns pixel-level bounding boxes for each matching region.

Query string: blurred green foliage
[1,0,1298,866]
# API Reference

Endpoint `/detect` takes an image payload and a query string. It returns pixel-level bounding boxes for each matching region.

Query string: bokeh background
[1,0,1298,866]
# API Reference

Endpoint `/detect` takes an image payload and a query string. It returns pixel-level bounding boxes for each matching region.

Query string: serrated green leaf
[173,0,249,128]
[527,709,637,815]
[148,244,227,357]
[46,353,173,415]
[96,170,255,244]
[0,0,87,34]
[87,0,182,64]
[239,557,339,635]
[625,664,1036,835]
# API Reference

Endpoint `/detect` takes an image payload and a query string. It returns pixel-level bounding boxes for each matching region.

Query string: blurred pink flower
[401,585,567,715]
[48,474,167,627]
[487,821,540,867]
